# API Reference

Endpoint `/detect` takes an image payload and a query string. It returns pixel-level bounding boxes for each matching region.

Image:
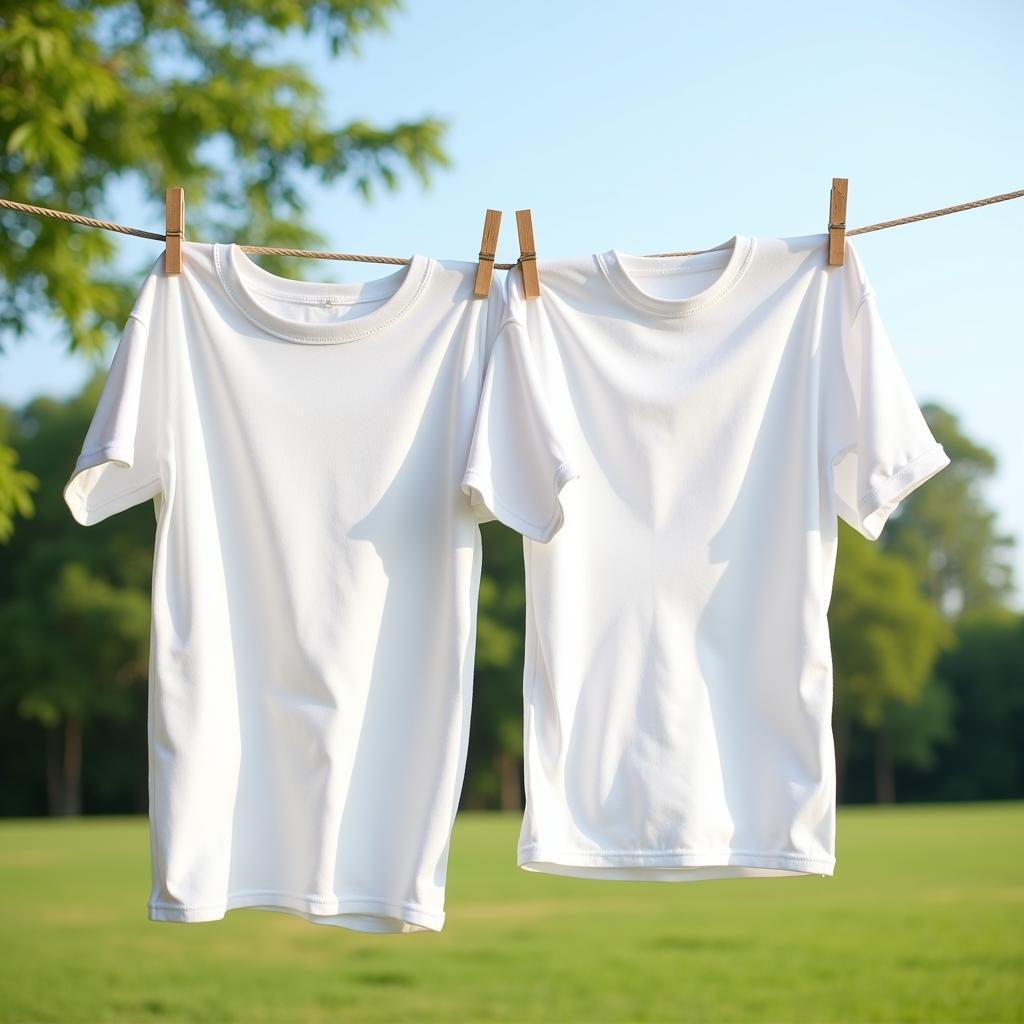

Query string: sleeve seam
[462,461,577,542]
[855,443,946,512]
[76,442,134,463]
[74,476,163,514]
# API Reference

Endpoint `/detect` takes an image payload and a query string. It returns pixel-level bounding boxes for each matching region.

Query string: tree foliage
[882,403,1015,614]
[830,523,952,731]
[465,522,528,810]
[928,610,1024,800]
[0,406,38,541]
[830,401,1018,801]
[0,374,157,813]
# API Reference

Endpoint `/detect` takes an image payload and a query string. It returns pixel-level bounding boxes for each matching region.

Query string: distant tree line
[0,384,1020,816]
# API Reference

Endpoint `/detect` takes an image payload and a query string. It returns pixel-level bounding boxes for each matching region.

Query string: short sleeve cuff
[63,443,161,526]
[856,443,950,541]
[462,461,579,543]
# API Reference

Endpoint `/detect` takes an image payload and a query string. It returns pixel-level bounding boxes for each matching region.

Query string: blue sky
[3,0,1022,600]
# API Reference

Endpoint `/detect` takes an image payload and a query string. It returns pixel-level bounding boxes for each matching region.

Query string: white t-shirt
[463,234,949,881]
[65,240,503,931]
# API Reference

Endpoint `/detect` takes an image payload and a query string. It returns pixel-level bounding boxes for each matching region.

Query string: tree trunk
[63,716,83,816]
[496,749,522,812]
[45,728,62,816]
[875,728,895,804]
[45,719,84,816]
[833,708,851,805]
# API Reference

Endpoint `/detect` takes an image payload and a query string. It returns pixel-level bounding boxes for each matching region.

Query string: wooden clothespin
[516,209,540,299]
[164,186,184,275]
[473,209,502,298]
[827,177,848,267]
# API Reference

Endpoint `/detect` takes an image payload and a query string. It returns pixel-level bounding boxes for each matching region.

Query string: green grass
[0,805,1021,1023]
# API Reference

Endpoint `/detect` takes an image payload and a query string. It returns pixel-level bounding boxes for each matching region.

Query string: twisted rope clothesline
[2,189,1022,270]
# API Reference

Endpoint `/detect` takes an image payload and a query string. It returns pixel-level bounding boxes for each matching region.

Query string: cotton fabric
[65,240,503,931]
[463,233,949,881]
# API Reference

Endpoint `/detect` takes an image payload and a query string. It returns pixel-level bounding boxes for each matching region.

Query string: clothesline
[1,188,1022,270]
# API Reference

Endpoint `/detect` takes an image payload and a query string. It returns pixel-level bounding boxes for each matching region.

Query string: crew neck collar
[596,234,755,318]
[214,242,433,344]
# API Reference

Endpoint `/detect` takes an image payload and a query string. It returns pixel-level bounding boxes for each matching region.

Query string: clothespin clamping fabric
[473,209,502,298]
[827,177,848,267]
[516,209,540,298]
[165,186,185,275]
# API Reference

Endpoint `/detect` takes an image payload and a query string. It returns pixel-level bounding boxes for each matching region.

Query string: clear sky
[3,0,1022,601]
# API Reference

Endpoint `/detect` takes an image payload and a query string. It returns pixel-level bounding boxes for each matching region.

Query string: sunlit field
[1,804,1021,1023]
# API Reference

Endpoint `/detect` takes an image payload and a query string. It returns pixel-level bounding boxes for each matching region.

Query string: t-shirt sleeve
[821,242,949,541]
[63,291,164,526]
[461,316,578,543]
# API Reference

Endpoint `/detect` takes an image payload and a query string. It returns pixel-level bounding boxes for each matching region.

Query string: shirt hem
[518,846,835,881]
[147,892,445,933]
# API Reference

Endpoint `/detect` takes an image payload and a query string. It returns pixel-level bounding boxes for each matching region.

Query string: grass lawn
[0,804,1021,1023]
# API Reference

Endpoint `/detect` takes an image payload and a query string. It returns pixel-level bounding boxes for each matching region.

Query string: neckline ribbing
[214,242,433,344]
[596,235,755,318]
